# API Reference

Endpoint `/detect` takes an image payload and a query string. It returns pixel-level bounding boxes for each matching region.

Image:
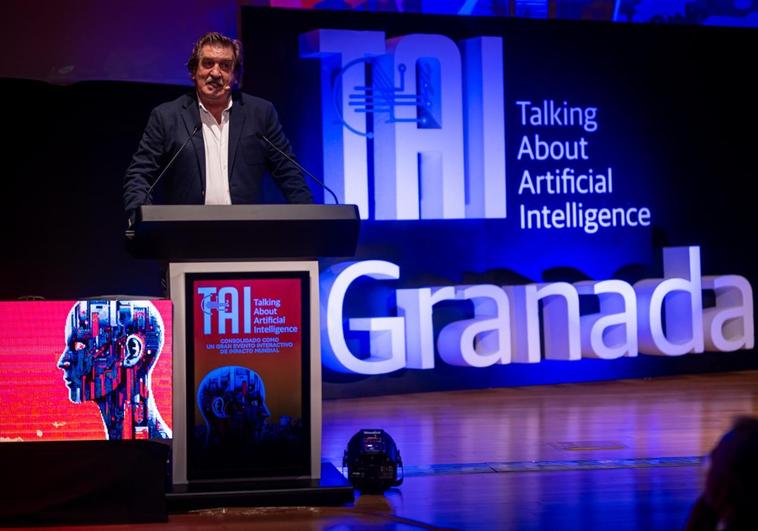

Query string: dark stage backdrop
[3,8,757,398]
[3,79,185,300]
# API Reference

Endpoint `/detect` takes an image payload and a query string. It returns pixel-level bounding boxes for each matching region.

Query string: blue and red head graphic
[57,300,171,440]
[197,365,270,448]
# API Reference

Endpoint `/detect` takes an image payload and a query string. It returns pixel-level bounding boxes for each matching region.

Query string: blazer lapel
[181,94,205,191]
[228,93,245,180]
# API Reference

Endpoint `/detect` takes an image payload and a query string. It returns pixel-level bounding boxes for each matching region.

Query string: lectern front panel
[169,261,321,485]
[185,272,310,482]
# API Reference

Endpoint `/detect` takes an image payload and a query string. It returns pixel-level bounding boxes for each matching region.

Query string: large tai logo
[301,30,506,220]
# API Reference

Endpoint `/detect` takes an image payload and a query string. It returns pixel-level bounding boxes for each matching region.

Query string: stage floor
[6,370,758,530]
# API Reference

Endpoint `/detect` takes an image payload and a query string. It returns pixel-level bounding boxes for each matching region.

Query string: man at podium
[123,31,313,224]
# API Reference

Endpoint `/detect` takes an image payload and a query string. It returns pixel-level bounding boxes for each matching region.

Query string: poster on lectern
[184,272,310,481]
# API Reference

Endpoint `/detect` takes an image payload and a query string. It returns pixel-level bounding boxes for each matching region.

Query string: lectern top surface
[138,204,360,223]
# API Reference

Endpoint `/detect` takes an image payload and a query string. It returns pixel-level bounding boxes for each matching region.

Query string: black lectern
[129,204,360,507]
[130,204,360,259]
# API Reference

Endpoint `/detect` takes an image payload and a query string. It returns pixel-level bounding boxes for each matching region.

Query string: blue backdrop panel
[240,8,757,398]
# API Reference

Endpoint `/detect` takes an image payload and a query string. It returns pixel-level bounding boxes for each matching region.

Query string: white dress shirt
[199,98,233,205]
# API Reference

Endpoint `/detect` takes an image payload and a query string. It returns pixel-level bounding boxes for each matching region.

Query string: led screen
[0,300,172,442]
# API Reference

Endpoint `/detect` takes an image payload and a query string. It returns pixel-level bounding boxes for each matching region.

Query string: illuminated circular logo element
[201,295,214,315]
[123,334,144,367]
[200,294,231,315]
[333,58,428,139]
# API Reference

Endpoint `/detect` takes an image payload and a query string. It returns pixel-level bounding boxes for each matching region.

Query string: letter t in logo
[300,29,386,218]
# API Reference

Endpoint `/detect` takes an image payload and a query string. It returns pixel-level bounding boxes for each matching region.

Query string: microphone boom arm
[256,132,340,205]
[145,124,201,203]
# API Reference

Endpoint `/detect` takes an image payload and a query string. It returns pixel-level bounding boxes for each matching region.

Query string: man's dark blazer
[123,91,313,217]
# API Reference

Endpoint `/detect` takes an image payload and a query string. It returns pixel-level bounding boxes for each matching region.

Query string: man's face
[192,44,235,104]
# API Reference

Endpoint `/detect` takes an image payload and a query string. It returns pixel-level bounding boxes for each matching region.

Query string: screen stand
[166,261,351,507]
